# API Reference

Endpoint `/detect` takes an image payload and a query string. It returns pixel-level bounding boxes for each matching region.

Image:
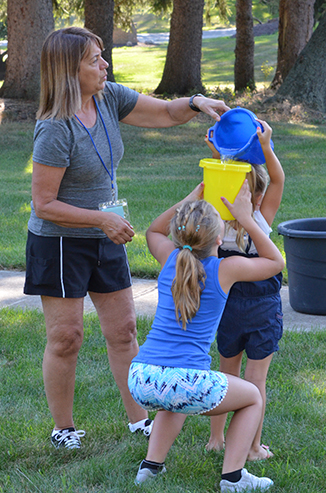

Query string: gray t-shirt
[28,82,139,237]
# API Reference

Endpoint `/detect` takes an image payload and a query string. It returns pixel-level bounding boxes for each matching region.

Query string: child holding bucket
[128,180,284,491]
[205,119,285,461]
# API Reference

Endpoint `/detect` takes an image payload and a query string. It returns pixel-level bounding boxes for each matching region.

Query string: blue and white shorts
[128,362,229,415]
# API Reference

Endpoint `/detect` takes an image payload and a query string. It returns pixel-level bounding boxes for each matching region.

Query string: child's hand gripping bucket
[207,107,273,165]
[199,159,251,220]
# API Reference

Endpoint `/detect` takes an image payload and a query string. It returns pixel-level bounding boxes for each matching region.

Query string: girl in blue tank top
[128,180,284,492]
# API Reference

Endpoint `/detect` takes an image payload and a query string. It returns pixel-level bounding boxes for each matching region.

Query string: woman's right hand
[99,212,134,244]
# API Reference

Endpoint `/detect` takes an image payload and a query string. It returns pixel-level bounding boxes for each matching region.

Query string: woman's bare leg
[42,296,84,430]
[206,353,242,451]
[90,288,148,424]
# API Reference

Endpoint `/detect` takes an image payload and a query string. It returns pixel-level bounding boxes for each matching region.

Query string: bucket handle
[207,126,215,144]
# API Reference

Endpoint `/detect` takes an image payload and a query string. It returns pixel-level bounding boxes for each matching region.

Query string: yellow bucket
[199,158,251,220]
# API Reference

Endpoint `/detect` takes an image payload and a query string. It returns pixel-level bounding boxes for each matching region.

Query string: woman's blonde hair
[228,163,269,252]
[37,27,104,120]
[170,200,222,330]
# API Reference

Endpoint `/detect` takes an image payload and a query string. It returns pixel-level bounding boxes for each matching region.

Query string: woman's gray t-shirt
[28,82,139,238]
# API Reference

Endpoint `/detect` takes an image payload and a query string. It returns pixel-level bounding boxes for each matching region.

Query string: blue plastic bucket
[208,107,274,165]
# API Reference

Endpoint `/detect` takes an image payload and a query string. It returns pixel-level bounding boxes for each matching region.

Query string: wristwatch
[189,93,204,112]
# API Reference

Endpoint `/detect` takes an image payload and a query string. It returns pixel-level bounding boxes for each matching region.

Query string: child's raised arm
[146,183,204,268]
[218,180,284,293]
[257,119,285,226]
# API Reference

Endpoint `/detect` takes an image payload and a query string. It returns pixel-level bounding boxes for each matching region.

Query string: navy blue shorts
[217,273,283,360]
[24,231,132,298]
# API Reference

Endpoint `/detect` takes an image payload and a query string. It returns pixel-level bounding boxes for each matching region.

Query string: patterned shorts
[128,362,229,415]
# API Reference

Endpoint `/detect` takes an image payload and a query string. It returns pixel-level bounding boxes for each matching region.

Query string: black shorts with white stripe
[24,231,132,298]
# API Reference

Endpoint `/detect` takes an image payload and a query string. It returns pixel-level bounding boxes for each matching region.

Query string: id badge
[99,198,130,221]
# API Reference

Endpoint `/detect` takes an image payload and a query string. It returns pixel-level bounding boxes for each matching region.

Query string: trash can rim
[277,217,326,239]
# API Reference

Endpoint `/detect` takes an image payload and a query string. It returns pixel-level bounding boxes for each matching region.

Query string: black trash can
[278,218,326,315]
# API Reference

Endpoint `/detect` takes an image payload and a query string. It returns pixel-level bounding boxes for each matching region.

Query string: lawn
[1,309,326,492]
[113,34,278,93]
[1,22,326,493]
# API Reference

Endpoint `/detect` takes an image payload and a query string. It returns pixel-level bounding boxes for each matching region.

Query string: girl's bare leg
[205,374,262,474]
[145,411,187,463]
[206,353,242,451]
[245,354,274,461]
[138,375,262,479]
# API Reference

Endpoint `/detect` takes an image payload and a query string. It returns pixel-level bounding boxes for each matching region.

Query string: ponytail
[170,200,221,330]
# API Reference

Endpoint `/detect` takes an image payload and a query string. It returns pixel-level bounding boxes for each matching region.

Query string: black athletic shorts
[24,231,132,298]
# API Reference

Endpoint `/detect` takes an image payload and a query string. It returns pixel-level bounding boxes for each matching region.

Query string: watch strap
[189,93,204,112]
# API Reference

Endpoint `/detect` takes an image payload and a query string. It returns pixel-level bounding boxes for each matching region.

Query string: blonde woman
[23,26,230,449]
[128,181,284,491]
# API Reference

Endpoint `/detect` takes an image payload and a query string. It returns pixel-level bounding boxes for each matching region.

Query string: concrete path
[0,29,237,52]
[137,28,236,45]
[0,270,325,331]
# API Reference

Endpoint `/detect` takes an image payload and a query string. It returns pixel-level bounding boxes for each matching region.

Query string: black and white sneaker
[128,419,153,437]
[51,427,86,449]
[135,460,167,485]
[220,468,273,492]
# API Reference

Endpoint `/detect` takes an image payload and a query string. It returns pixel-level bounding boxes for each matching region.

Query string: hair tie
[183,245,192,251]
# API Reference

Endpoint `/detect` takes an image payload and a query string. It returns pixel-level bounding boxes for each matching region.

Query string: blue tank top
[133,249,228,371]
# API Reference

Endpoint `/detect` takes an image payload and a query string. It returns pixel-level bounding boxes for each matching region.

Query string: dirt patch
[0,98,38,123]
[229,89,326,124]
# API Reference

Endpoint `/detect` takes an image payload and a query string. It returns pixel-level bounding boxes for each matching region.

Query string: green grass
[1,13,325,493]
[1,308,326,492]
[113,34,278,93]
[0,122,34,269]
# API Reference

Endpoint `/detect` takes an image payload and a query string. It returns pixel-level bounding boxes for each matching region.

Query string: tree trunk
[0,0,54,100]
[272,13,326,112]
[271,0,314,89]
[154,0,205,96]
[234,0,255,92]
[84,0,115,82]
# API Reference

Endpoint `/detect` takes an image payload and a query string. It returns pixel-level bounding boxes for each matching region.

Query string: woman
[24,26,230,449]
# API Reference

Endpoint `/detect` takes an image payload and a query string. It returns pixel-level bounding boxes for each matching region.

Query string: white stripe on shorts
[123,244,132,284]
[59,237,66,298]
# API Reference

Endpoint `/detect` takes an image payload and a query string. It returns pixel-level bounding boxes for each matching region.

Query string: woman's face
[78,42,108,97]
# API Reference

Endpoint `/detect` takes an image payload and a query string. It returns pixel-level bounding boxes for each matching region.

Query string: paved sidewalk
[0,270,325,331]
[137,28,236,45]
